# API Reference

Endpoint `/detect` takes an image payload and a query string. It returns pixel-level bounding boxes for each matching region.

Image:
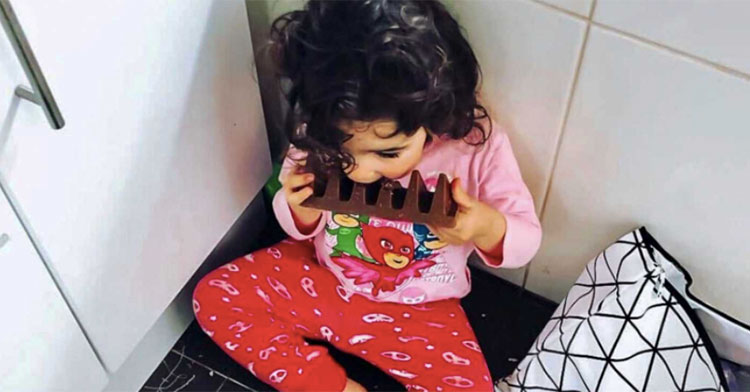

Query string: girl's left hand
[427,178,507,248]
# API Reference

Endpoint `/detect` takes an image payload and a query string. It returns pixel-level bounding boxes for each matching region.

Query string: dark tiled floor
[141,266,556,392]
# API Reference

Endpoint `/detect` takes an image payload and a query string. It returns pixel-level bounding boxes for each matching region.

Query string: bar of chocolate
[301,170,458,227]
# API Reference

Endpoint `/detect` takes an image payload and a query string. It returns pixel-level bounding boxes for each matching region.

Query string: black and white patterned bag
[497,228,748,392]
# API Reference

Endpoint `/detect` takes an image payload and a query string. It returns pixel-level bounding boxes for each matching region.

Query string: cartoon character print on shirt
[331,224,436,296]
[324,172,458,298]
[413,224,447,260]
[412,171,452,260]
[411,170,452,262]
[325,213,375,263]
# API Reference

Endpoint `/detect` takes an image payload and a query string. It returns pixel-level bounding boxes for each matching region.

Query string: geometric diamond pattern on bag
[497,229,726,392]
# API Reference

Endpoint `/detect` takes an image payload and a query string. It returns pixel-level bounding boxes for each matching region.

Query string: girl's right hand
[283,163,323,229]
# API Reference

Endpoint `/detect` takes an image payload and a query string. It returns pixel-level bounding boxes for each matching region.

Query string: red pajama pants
[192,238,493,391]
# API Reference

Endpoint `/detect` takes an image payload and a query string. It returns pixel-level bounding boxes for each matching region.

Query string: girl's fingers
[292,161,309,176]
[285,172,315,191]
[287,186,314,205]
[428,225,451,243]
[428,223,468,245]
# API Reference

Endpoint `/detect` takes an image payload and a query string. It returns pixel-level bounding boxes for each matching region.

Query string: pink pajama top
[272,116,542,305]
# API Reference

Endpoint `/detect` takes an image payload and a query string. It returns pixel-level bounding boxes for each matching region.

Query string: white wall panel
[596,0,750,73]
[530,27,750,323]
[448,0,586,284]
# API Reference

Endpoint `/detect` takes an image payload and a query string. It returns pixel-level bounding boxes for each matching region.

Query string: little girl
[193,1,542,391]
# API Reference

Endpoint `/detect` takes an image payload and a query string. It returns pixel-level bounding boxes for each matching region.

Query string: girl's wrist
[289,205,323,234]
[472,205,507,251]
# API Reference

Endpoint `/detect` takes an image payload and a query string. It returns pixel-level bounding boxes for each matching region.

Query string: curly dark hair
[264,0,491,176]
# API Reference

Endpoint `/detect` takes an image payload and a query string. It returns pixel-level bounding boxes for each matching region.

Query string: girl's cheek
[346,158,381,183]
[381,160,412,179]
[394,151,422,176]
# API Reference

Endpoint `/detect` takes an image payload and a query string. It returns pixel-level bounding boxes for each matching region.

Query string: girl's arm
[272,145,331,240]
[473,130,542,268]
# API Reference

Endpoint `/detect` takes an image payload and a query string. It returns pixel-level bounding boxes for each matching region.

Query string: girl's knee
[192,271,217,319]
[192,260,247,317]
[267,238,317,261]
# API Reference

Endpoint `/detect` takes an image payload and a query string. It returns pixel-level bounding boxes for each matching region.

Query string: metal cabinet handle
[0,0,64,130]
[0,233,8,249]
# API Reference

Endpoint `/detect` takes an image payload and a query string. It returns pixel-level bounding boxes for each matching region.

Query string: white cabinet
[0,0,271,374]
[0,186,108,391]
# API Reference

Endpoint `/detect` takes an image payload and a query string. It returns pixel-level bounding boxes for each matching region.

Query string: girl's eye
[376,151,400,159]
[380,239,394,250]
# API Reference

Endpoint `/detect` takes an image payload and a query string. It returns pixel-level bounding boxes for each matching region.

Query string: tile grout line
[589,20,750,83]
[586,0,597,19]
[525,0,596,290]
[214,377,228,392]
[538,0,596,217]
[529,0,750,83]
[529,0,590,21]
[170,349,257,391]
[521,0,594,291]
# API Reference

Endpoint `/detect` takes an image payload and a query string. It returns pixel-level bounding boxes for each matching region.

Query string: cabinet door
[0,0,271,372]
[0,187,108,391]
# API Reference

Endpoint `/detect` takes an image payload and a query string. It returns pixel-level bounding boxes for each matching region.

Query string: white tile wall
[447,0,585,284]
[539,0,593,17]
[448,0,585,208]
[529,27,750,323]
[595,0,750,74]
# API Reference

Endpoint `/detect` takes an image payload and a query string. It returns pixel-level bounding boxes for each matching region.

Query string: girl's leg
[327,297,494,391]
[192,239,351,391]
[194,237,492,391]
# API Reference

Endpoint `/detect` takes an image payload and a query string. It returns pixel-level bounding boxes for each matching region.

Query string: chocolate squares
[301,170,458,227]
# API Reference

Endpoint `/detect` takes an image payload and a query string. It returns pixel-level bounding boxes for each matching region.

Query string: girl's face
[337,118,428,184]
